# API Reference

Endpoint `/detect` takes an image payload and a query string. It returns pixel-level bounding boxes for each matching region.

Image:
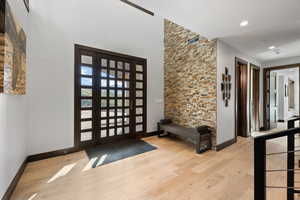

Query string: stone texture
[0,1,26,95]
[164,20,217,146]
[0,34,4,93]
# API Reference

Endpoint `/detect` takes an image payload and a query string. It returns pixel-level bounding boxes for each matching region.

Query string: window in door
[289,79,295,110]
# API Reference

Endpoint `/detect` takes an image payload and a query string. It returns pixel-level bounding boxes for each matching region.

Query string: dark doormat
[85,139,157,168]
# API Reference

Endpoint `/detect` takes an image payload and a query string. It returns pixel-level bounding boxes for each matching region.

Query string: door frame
[263,63,300,130]
[74,44,147,148]
[235,57,249,140]
[250,64,260,132]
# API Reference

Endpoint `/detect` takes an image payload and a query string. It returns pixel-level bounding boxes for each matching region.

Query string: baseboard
[1,158,27,200]
[259,127,266,131]
[28,132,158,162]
[139,131,159,138]
[216,138,236,151]
[27,147,78,162]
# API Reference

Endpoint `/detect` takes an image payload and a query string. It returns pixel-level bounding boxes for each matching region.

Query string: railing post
[287,120,295,200]
[254,137,266,200]
[287,134,295,200]
[288,120,295,129]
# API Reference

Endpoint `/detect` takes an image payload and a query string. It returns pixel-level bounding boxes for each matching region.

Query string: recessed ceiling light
[240,20,249,27]
[269,46,276,50]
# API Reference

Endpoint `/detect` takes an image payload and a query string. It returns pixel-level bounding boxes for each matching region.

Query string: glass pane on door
[134,63,146,133]
[78,54,93,143]
[98,57,133,140]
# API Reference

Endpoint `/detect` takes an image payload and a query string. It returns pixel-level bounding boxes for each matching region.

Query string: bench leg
[158,131,164,138]
[157,122,162,138]
[159,131,170,138]
[196,136,202,154]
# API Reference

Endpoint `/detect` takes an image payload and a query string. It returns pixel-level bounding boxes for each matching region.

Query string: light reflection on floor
[82,157,98,172]
[28,193,38,200]
[47,163,76,183]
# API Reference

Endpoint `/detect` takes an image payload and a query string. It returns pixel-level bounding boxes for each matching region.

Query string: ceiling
[131,0,300,63]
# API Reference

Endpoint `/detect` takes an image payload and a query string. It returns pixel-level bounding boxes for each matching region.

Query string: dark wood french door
[263,64,300,131]
[264,70,271,130]
[75,45,147,147]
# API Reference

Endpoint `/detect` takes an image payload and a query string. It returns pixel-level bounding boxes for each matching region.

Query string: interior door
[75,45,147,147]
[236,59,248,137]
[251,67,260,131]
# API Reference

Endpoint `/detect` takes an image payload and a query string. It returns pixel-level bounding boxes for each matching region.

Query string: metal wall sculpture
[221,67,231,107]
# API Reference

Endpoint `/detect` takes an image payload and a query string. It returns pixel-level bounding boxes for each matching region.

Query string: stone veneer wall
[0,33,4,93]
[164,20,217,146]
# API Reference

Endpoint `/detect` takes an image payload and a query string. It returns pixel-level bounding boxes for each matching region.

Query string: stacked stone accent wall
[164,20,217,146]
[0,33,4,92]
[0,1,26,95]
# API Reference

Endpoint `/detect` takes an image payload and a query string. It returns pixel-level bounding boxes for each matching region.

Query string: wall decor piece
[221,67,231,107]
[0,0,27,95]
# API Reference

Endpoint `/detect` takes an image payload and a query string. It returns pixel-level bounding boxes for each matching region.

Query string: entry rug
[85,139,157,168]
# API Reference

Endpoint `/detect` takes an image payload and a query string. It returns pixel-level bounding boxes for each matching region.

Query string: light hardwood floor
[11,136,297,200]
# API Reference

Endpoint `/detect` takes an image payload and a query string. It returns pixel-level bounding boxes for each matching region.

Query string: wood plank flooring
[10,136,298,200]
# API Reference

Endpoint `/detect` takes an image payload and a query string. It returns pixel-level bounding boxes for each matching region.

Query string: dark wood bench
[157,120,211,154]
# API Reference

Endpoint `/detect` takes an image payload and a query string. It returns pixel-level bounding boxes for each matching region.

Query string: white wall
[28,0,164,155]
[0,0,28,198]
[216,40,261,145]
[263,56,300,67]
